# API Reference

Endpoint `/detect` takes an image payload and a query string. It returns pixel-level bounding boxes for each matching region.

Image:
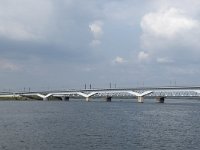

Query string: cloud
[89,20,103,47]
[141,7,199,39]
[1,0,200,89]
[0,0,53,41]
[112,56,127,64]
[0,59,20,71]
[0,22,39,41]
[89,20,103,38]
[140,7,200,63]
[89,39,101,47]
[138,51,149,62]
[156,57,174,64]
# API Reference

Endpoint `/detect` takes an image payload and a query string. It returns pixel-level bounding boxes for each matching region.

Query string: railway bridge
[15,86,200,103]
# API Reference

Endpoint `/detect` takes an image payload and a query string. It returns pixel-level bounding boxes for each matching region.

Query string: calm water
[0,99,199,150]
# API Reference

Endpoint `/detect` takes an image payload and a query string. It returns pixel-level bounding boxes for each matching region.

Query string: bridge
[1,86,200,103]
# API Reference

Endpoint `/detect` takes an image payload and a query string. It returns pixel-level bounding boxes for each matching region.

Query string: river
[0,99,199,150]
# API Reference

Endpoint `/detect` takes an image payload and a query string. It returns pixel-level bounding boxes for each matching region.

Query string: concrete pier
[137,96,144,103]
[156,97,165,103]
[43,97,48,101]
[106,96,112,102]
[62,97,69,101]
[86,97,90,102]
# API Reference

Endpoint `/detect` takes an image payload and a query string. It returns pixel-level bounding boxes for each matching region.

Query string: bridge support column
[43,97,48,101]
[86,97,90,102]
[62,97,69,101]
[106,96,112,102]
[137,96,144,103]
[156,97,165,103]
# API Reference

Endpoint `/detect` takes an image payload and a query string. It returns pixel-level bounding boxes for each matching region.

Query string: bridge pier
[43,97,48,101]
[156,97,165,103]
[137,96,144,103]
[61,97,69,101]
[106,96,112,102]
[86,97,90,102]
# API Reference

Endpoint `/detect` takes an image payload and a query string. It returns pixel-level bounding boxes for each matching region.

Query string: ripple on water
[0,100,198,149]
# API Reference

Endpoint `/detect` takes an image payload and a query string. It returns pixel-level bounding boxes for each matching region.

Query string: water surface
[0,99,199,150]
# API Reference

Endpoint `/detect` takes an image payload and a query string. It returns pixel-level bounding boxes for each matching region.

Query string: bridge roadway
[0,86,199,103]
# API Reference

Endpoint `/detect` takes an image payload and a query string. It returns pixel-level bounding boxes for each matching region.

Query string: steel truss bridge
[1,86,200,103]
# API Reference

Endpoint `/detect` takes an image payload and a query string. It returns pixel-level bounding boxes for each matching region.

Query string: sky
[0,0,200,91]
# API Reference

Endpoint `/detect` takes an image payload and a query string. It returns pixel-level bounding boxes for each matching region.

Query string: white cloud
[156,57,174,64]
[89,20,103,38]
[112,56,127,64]
[89,20,103,47]
[141,7,199,39]
[138,51,149,62]
[140,7,200,63]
